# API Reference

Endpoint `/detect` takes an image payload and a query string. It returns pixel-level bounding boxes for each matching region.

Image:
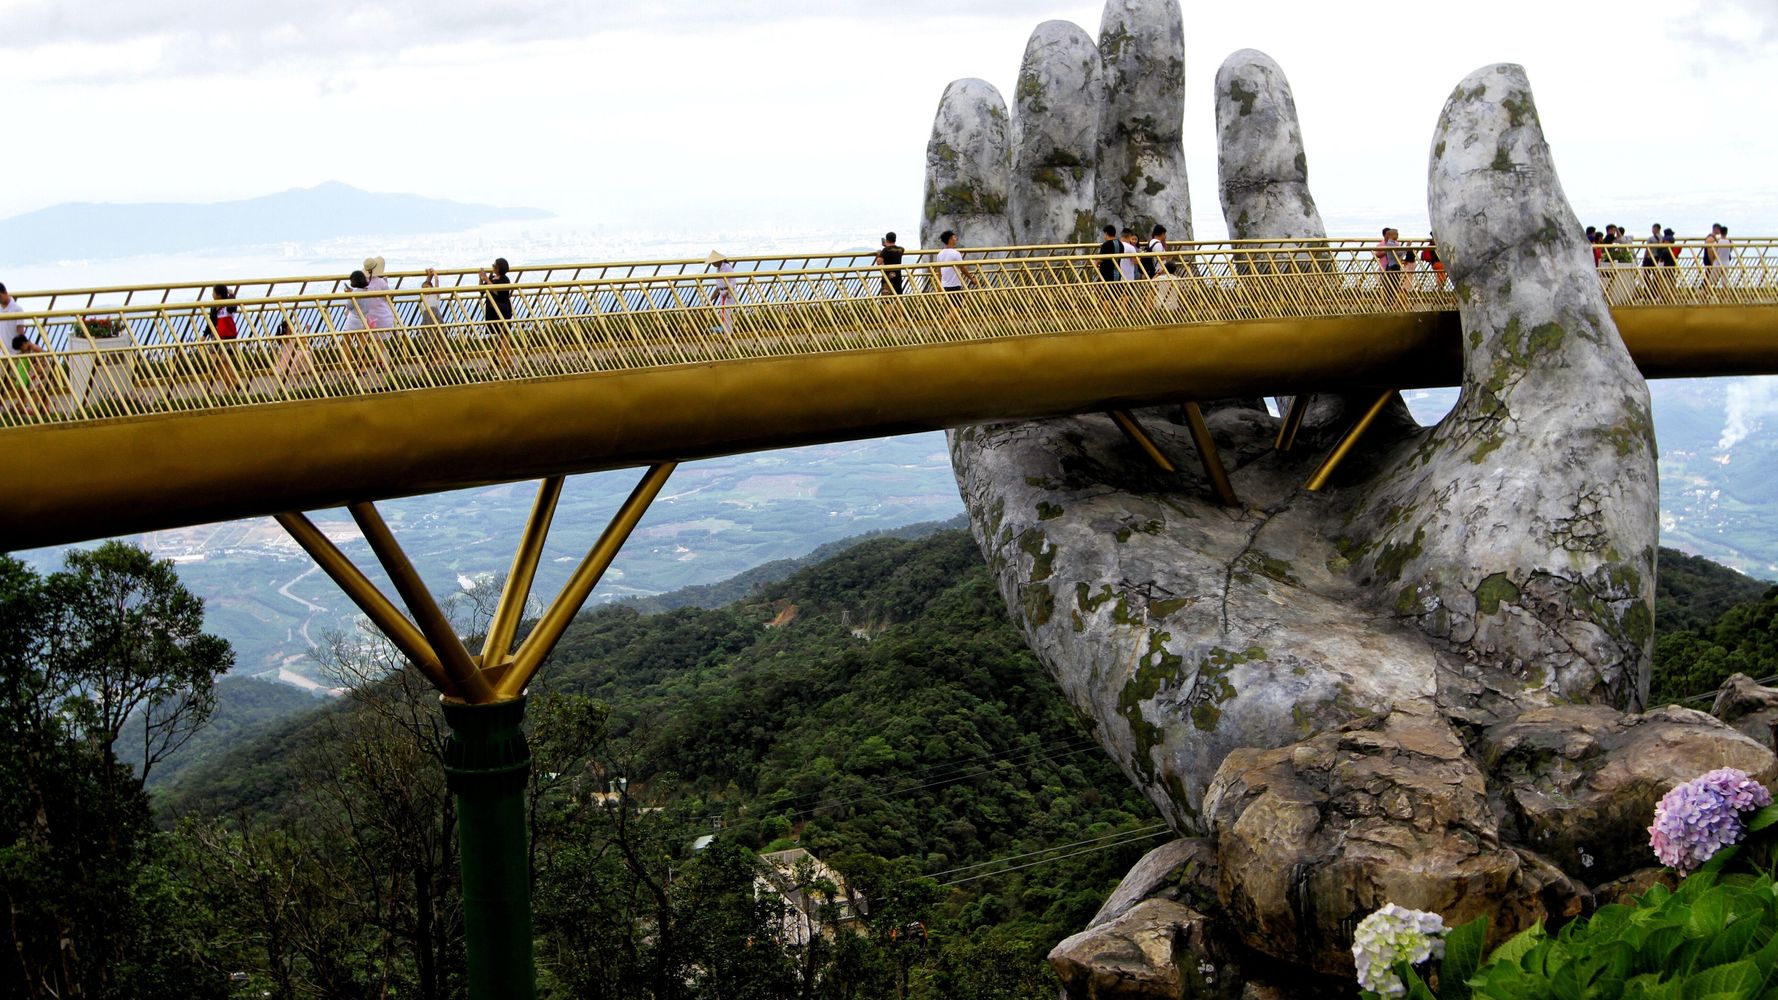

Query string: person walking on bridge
[1143,225,1168,280]
[480,257,515,369]
[204,284,248,394]
[1097,225,1122,284]
[1118,228,1140,282]
[0,283,45,416]
[1376,228,1406,304]
[705,250,740,334]
[933,231,973,294]
[874,233,906,296]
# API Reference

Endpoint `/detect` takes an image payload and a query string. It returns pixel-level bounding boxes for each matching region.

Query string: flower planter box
[67,331,136,407]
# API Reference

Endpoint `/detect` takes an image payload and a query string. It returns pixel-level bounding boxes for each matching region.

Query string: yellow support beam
[500,463,676,699]
[481,476,564,667]
[271,511,457,697]
[1107,409,1178,473]
[1181,403,1240,508]
[348,501,497,704]
[1275,394,1310,452]
[1304,390,1397,493]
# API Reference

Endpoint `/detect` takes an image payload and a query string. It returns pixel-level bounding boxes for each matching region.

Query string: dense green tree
[0,543,232,999]
[1652,585,1778,704]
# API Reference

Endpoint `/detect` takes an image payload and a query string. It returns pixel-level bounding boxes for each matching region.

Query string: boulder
[1481,704,1778,880]
[1592,866,1677,909]
[1090,837,1217,929]
[1203,710,1585,976]
[1051,898,1238,1000]
[1710,672,1778,748]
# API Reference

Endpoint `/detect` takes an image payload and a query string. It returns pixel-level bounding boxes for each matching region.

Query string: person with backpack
[1142,224,1168,279]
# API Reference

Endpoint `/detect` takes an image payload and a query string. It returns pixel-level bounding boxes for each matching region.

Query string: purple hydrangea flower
[1648,768,1772,874]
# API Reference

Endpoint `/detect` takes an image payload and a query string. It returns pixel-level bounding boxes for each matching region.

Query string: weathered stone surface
[1050,898,1237,1000]
[1592,866,1676,908]
[1010,21,1103,245]
[1351,64,1659,712]
[1090,837,1216,929]
[921,78,1013,253]
[1215,49,1324,241]
[1711,672,1778,748]
[1482,704,1778,880]
[1095,0,1190,238]
[952,412,1442,830]
[1203,710,1583,975]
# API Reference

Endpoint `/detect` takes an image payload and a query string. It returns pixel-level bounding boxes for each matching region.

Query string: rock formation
[921,5,1776,995]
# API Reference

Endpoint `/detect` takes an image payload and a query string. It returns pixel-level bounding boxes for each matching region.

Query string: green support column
[442,697,536,1000]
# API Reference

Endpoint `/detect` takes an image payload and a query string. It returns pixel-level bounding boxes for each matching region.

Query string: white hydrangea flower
[1352,903,1447,997]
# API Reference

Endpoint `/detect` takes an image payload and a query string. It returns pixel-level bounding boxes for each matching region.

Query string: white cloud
[2,1,1078,79]
[1719,378,1778,451]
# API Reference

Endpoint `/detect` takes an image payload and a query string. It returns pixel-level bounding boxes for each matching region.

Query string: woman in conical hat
[706,251,738,333]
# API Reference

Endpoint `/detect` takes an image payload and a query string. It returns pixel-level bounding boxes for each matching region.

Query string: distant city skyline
[1,1,1772,245]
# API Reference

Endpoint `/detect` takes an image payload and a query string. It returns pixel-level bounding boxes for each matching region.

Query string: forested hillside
[157,529,1164,998]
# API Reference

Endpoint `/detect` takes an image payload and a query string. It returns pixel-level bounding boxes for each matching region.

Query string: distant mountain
[0,181,552,263]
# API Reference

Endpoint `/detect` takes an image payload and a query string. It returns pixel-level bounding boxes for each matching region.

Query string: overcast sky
[3,0,1774,241]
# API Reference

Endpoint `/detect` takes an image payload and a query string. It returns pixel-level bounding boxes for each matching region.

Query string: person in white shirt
[1144,225,1168,279]
[933,230,973,293]
[1118,228,1139,282]
[0,282,45,414]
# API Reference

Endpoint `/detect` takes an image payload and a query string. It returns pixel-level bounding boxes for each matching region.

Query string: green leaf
[1748,924,1778,980]
[1691,887,1731,938]
[1747,805,1778,833]
[1440,915,1489,1000]
[1642,925,1689,973]
[1625,972,1684,1000]
[1699,913,1761,969]
[1403,965,1438,1000]
[1681,959,1764,998]
[1491,924,1547,971]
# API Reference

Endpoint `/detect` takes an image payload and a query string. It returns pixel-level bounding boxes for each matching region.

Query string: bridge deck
[6,239,1776,550]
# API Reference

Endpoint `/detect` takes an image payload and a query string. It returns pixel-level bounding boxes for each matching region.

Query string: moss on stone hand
[1017,528,1056,582]
[1475,573,1521,615]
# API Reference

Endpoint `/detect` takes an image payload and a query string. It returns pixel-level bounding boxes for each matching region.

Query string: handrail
[2,239,1774,432]
[5,234,1755,313]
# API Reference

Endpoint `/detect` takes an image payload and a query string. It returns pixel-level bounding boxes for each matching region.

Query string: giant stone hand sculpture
[925,1,1775,990]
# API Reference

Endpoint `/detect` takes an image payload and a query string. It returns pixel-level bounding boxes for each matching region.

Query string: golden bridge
[9,235,1776,997]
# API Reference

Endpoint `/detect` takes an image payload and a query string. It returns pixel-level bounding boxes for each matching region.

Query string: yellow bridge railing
[2,238,1774,431]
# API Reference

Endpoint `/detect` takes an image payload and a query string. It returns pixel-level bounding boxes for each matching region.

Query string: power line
[916,823,1173,882]
[930,828,1173,888]
[1678,674,1778,704]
